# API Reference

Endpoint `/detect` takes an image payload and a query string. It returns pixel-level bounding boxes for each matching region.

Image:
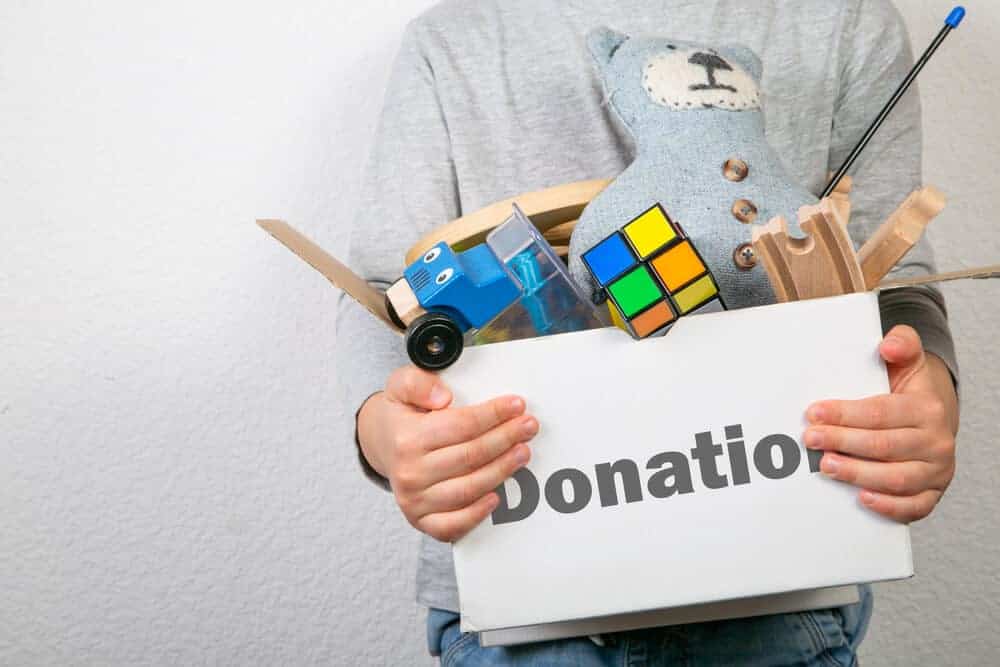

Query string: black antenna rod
[822,6,966,198]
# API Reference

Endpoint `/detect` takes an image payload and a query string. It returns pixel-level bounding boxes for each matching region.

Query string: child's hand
[803,325,958,523]
[358,366,537,542]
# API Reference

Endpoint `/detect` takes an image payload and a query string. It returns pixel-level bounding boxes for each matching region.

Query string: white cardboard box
[444,292,912,634]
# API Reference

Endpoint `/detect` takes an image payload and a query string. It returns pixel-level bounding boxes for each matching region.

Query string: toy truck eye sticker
[582,203,726,338]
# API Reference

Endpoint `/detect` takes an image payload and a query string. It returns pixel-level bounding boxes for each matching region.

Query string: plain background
[2,1,997,664]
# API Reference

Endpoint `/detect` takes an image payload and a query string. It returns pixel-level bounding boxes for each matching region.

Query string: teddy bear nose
[688,52,732,72]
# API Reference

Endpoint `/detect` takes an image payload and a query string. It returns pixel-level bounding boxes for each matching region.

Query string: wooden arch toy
[404,179,610,265]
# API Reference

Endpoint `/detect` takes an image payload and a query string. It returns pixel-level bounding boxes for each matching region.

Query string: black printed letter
[725,424,751,485]
[646,451,695,498]
[545,468,593,514]
[753,434,801,480]
[595,459,643,507]
[492,468,540,525]
[691,430,729,489]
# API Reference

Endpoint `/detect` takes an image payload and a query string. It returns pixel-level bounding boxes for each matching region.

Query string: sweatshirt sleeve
[334,20,461,489]
[830,0,958,383]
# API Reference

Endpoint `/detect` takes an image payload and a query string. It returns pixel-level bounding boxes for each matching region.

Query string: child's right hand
[357,365,537,542]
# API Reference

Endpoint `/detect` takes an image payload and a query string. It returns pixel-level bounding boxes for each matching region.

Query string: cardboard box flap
[257,219,400,331]
[878,264,1000,290]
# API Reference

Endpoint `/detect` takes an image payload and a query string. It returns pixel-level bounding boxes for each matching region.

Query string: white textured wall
[1,2,997,665]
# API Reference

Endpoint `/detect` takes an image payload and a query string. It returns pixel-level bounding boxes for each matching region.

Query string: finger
[880,325,927,391]
[422,414,539,482]
[415,492,501,543]
[385,366,453,410]
[420,395,527,451]
[818,452,943,496]
[858,489,942,524]
[880,325,924,366]
[803,425,926,462]
[806,394,921,430]
[417,442,531,515]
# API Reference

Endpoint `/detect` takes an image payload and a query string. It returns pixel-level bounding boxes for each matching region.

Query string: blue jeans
[428,586,872,666]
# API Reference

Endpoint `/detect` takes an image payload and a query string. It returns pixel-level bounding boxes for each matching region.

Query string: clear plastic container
[471,204,605,345]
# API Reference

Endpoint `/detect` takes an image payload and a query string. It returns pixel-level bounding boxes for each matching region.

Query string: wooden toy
[827,174,853,223]
[582,203,724,339]
[751,185,949,303]
[405,179,609,265]
[751,199,865,303]
[399,239,522,369]
[261,205,601,371]
[857,186,946,289]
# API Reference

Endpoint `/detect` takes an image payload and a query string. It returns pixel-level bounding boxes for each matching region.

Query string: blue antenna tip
[946,6,966,28]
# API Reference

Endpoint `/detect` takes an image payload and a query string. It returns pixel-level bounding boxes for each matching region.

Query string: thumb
[385,365,453,410]
[879,325,927,391]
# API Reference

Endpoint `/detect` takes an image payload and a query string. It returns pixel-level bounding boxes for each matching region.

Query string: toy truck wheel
[406,313,464,371]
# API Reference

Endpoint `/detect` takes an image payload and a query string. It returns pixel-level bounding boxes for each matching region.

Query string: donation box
[444,292,912,634]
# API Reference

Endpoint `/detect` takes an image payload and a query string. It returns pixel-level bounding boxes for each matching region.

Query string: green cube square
[608,266,662,318]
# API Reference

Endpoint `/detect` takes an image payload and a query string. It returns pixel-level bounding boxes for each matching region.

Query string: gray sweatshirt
[334,0,957,614]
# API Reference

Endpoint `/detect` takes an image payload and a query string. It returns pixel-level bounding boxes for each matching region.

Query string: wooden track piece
[752,199,865,303]
[821,173,853,223]
[257,219,401,332]
[831,174,853,195]
[857,186,946,290]
[828,174,852,225]
[405,179,610,265]
[828,194,851,227]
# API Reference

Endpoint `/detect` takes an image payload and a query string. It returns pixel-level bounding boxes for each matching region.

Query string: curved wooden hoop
[404,179,610,265]
[405,175,855,267]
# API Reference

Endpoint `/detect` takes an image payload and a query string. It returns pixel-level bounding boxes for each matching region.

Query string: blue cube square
[582,232,636,286]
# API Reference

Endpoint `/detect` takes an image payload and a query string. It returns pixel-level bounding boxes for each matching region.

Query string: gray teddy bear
[568,27,820,332]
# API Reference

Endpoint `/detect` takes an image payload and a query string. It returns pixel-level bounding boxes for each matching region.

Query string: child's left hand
[803,324,959,523]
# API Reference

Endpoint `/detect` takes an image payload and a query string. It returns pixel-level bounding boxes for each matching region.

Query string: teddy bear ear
[586,27,629,67]
[722,44,763,82]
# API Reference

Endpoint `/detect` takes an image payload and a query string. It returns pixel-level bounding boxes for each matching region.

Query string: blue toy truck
[385,205,602,370]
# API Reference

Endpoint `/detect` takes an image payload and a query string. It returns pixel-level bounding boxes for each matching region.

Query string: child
[336,1,959,663]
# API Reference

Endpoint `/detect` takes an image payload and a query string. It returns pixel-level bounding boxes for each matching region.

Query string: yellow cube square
[623,205,677,259]
[673,274,719,314]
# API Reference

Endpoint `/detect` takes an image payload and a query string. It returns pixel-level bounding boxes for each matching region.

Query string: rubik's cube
[582,203,725,339]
